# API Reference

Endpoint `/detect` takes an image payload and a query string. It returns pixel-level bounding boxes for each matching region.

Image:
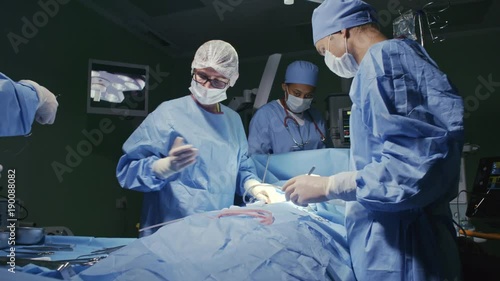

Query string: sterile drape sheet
[72,202,355,281]
[252,148,351,183]
[72,149,355,281]
[0,149,355,281]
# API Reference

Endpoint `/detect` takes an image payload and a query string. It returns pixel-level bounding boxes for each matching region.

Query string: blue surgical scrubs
[248,100,327,154]
[347,38,464,281]
[116,95,259,237]
[0,73,39,136]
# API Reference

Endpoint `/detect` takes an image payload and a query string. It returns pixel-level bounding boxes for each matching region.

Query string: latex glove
[244,179,285,204]
[152,137,198,179]
[282,171,357,207]
[19,80,59,125]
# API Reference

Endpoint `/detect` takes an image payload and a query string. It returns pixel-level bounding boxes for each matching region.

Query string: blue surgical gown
[347,38,464,281]
[116,95,259,237]
[248,99,327,154]
[0,73,39,136]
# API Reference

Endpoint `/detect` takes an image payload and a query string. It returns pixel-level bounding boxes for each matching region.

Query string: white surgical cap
[191,40,239,87]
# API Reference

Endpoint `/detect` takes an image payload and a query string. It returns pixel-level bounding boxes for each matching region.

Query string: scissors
[76,245,126,259]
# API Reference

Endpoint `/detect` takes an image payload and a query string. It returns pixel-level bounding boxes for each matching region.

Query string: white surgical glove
[282,171,357,207]
[244,179,285,204]
[19,80,59,125]
[152,137,198,179]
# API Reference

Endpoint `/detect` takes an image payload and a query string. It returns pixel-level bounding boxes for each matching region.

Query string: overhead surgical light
[90,82,106,102]
[90,71,146,103]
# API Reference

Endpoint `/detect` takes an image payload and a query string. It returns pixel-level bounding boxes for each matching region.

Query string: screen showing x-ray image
[87,59,149,117]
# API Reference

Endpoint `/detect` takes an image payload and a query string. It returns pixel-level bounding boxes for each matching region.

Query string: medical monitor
[326,95,352,148]
[466,157,500,221]
[87,59,149,117]
[339,107,351,146]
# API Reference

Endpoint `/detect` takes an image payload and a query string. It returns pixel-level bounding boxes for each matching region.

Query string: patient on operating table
[73,202,353,281]
[71,149,353,281]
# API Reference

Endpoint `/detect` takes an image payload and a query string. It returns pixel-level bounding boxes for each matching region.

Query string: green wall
[0,1,179,237]
[424,31,500,194]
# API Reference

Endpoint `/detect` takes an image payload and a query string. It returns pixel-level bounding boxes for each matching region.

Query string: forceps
[76,245,126,259]
[3,250,54,256]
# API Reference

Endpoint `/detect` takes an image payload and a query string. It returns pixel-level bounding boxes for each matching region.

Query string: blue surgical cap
[312,0,378,45]
[284,61,319,87]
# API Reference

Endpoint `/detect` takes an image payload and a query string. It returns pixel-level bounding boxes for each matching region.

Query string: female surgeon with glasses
[248,60,327,155]
[116,40,283,237]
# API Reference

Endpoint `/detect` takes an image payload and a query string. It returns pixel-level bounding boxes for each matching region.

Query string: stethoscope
[279,98,326,150]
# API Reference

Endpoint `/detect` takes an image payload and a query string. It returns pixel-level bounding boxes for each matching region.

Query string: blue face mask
[324,36,359,79]
[189,80,227,105]
[286,91,312,113]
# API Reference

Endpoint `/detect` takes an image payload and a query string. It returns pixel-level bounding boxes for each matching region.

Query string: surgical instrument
[307,166,316,175]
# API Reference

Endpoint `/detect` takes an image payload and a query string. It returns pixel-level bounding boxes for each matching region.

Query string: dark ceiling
[75,0,499,59]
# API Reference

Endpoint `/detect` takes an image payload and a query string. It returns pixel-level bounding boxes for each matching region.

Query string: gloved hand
[282,171,358,207]
[152,137,198,179]
[244,179,285,204]
[19,80,59,125]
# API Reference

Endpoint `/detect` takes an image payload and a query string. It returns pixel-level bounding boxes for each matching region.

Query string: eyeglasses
[192,71,229,89]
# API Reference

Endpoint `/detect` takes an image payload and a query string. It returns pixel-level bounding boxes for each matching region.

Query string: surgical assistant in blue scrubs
[248,60,327,154]
[0,72,58,137]
[282,1,465,280]
[116,40,283,237]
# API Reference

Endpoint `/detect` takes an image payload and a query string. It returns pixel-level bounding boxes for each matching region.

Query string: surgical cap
[284,61,319,87]
[312,0,378,44]
[191,40,239,87]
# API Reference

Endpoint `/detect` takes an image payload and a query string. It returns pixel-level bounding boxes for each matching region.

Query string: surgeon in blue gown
[0,72,59,137]
[282,1,465,280]
[0,73,58,181]
[117,40,283,237]
[248,60,328,154]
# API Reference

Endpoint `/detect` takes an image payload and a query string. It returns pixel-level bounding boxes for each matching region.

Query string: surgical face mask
[324,36,359,78]
[189,80,227,105]
[286,92,312,113]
